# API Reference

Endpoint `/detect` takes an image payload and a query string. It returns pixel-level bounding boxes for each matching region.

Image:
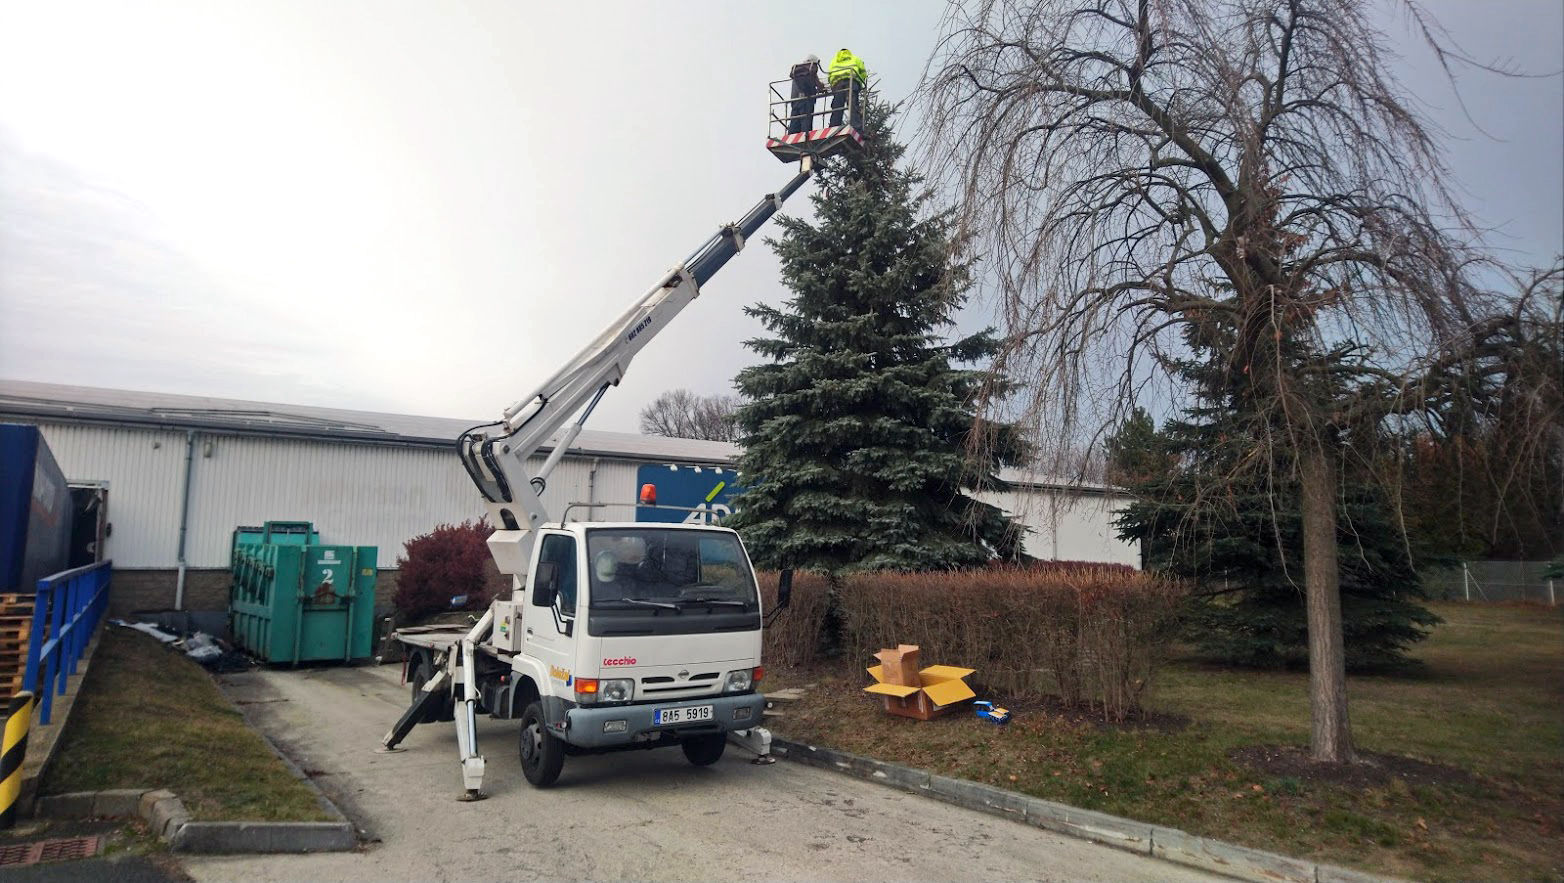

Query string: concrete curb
[771,737,1404,883]
[34,788,355,853]
[171,821,357,854]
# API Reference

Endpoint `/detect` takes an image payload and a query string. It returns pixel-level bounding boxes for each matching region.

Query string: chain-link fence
[1422,560,1559,604]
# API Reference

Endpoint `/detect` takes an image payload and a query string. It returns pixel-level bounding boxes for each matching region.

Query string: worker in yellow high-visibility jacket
[827,48,868,129]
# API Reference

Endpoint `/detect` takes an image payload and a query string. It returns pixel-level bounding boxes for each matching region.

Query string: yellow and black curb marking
[1,691,34,828]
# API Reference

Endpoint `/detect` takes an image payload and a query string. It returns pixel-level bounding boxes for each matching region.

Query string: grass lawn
[765,602,1563,882]
[40,627,332,822]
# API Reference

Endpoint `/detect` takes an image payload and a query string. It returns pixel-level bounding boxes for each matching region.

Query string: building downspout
[1050,493,1060,561]
[586,458,600,516]
[174,429,196,610]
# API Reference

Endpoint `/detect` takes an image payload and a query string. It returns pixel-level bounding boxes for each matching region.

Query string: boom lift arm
[458,156,815,577]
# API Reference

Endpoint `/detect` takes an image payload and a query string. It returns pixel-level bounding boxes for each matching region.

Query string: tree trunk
[1298,445,1355,763]
[818,571,845,659]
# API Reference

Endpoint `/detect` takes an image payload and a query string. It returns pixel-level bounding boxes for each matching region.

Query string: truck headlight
[599,679,634,703]
[724,669,753,693]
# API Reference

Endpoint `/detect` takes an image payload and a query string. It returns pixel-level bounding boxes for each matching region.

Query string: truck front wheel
[518,701,565,787]
[681,733,727,766]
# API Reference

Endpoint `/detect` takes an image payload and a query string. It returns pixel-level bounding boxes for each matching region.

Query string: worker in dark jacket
[827,48,868,129]
[787,54,825,134]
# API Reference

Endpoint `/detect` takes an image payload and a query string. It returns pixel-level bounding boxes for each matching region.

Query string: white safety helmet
[594,550,618,583]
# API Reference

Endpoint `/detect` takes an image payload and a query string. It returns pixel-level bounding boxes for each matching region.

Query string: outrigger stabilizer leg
[453,608,493,801]
[381,666,450,752]
[728,726,775,764]
[379,611,492,800]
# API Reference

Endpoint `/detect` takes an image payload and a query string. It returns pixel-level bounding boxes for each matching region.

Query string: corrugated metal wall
[33,421,1137,569]
[36,423,190,568]
[976,488,1140,567]
[35,423,645,568]
[184,434,485,567]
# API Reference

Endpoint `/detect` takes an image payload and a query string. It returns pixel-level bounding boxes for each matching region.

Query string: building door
[524,531,579,690]
[67,483,108,568]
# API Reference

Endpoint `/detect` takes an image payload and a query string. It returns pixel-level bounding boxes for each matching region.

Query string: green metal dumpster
[229,521,376,663]
[231,521,318,559]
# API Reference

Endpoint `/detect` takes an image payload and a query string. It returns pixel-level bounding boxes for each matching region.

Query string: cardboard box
[864,645,976,720]
[873,644,922,687]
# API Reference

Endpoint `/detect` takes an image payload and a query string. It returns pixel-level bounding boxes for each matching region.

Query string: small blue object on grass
[973,700,1011,724]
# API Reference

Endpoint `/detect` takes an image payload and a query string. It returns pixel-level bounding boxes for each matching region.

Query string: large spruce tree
[1113,321,1440,671]
[727,101,1026,574]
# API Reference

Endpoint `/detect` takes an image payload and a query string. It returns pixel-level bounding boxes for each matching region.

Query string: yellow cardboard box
[864,644,976,720]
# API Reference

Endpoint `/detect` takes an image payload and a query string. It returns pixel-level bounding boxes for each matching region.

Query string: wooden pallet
[0,635,28,698]
[0,595,37,701]
[0,668,26,701]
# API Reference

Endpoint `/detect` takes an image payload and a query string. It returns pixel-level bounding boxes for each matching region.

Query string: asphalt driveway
[183,663,1222,882]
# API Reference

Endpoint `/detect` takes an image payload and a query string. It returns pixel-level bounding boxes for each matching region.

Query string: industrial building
[0,379,1137,615]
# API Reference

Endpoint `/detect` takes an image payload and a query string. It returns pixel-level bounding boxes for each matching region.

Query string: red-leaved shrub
[761,566,1185,722]
[394,520,497,619]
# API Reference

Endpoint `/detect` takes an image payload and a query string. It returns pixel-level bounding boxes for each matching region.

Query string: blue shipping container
[0,424,74,594]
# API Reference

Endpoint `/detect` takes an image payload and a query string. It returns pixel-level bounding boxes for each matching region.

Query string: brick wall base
[110,569,231,616]
[109,563,512,633]
[109,568,403,617]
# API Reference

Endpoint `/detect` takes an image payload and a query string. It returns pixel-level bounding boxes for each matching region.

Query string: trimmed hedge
[758,570,833,668]
[761,566,1184,722]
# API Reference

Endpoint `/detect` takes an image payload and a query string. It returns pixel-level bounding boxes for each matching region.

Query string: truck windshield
[585,528,758,609]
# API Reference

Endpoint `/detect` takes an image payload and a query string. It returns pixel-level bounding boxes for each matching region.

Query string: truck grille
[640,672,718,684]
[639,672,719,697]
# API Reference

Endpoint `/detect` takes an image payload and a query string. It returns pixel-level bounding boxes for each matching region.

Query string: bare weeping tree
[1439,264,1564,549]
[921,0,1532,762]
[639,389,742,442]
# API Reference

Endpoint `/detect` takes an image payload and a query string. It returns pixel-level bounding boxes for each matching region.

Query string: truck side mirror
[533,561,559,608]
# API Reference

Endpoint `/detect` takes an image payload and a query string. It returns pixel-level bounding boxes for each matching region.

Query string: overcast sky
[0,1,1559,432]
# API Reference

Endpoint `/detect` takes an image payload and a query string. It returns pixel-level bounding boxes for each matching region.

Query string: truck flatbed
[394,626,512,660]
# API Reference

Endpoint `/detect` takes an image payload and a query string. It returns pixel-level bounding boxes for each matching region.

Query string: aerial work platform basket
[766,66,874,163]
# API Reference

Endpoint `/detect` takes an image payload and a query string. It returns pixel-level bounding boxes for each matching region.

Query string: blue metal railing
[22,560,112,725]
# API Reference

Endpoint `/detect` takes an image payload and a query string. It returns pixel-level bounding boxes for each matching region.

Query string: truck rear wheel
[408,657,442,724]
[518,701,565,787]
[681,733,727,766]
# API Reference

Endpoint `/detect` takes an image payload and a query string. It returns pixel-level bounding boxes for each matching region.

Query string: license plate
[654,705,714,725]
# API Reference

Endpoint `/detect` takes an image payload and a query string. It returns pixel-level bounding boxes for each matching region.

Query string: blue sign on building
[635,464,742,524]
